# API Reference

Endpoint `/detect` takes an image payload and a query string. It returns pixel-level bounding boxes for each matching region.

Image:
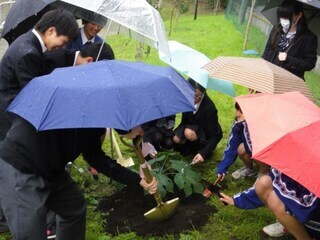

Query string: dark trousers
[0,159,86,240]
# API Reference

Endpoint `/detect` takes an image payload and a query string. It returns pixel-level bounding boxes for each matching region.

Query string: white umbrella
[1,0,170,57]
[53,0,170,57]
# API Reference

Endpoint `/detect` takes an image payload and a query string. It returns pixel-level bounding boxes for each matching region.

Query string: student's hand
[278,52,287,61]
[191,153,204,165]
[141,142,157,158]
[140,177,158,194]
[219,192,234,206]
[88,166,98,176]
[214,173,226,185]
[139,162,152,178]
[119,126,143,139]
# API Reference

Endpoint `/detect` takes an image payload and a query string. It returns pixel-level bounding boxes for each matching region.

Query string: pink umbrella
[236,91,320,197]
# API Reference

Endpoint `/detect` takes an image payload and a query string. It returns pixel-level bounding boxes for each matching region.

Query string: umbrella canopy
[8,60,195,131]
[236,91,320,197]
[0,0,55,44]
[52,0,170,57]
[202,56,314,101]
[261,0,320,54]
[159,40,211,74]
[1,0,170,57]
[159,41,235,96]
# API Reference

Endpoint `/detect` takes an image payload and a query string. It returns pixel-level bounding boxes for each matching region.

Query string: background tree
[168,0,190,36]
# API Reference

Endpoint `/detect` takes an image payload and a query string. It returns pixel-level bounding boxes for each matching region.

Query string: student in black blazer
[43,42,115,237]
[173,78,223,165]
[0,8,78,236]
[262,0,317,80]
[44,42,115,72]
[0,9,78,141]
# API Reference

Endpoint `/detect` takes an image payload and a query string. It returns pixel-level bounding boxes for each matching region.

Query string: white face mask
[280,18,290,33]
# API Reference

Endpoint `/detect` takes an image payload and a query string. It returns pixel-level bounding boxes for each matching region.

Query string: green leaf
[142,151,203,198]
[158,174,174,193]
[148,155,166,165]
[183,181,193,197]
[169,160,190,172]
[157,182,167,198]
[192,181,204,194]
[174,172,186,190]
[184,168,202,184]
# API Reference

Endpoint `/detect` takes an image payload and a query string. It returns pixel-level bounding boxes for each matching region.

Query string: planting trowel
[121,136,179,222]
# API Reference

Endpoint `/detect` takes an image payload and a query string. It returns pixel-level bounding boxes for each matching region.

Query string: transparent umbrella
[1,0,170,57]
[52,0,170,57]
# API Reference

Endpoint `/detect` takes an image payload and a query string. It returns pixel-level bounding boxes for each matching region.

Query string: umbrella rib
[38,87,59,130]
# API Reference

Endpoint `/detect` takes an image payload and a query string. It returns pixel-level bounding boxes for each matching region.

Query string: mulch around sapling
[97,187,217,237]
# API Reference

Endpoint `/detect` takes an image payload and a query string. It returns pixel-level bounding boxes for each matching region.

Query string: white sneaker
[231,166,256,179]
[262,222,286,237]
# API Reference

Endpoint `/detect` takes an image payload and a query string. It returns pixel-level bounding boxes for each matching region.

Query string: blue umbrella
[8,60,195,131]
[159,41,235,96]
[159,40,211,74]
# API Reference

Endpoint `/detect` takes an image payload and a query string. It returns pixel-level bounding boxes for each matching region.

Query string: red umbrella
[236,91,320,197]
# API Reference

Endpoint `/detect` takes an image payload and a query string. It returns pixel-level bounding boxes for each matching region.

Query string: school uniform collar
[80,28,95,45]
[73,51,80,66]
[32,29,47,53]
[193,94,204,114]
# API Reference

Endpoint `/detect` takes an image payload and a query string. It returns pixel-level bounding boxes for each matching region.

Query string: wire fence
[225,0,320,72]
[225,0,272,56]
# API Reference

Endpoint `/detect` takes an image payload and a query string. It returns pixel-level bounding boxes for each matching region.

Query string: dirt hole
[97,188,217,237]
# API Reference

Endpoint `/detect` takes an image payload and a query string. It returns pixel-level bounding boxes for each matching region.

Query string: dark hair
[271,0,308,49]
[82,19,89,25]
[235,102,242,113]
[81,12,107,26]
[35,9,78,40]
[278,0,303,17]
[80,42,115,61]
[187,78,206,93]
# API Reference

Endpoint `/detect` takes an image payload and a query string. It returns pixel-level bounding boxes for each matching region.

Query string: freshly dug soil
[97,188,217,237]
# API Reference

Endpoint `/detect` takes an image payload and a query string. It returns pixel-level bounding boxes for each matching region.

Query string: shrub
[148,150,204,198]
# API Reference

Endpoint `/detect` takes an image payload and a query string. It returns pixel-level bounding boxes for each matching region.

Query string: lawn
[1,10,319,240]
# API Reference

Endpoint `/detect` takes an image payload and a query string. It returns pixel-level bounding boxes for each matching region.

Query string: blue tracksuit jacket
[217,120,252,174]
